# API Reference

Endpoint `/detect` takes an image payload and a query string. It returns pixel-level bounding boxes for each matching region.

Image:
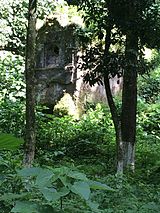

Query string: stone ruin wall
[35,19,123,115]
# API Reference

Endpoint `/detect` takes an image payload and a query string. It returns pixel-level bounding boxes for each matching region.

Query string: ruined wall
[35,19,78,109]
[35,18,122,115]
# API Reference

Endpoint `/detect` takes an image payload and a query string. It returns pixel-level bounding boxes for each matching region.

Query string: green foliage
[0,52,25,102]
[0,53,25,137]
[138,68,160,103]
[0,100,25,137]
[0,0,28,55]
[0,90,159,181]
[0,134,24,150]
[0,155,113,213]
[37,104,115,163]
[0,0,57,55]
[0,99,160,212]
[94,175,160,212]
[1,153,160,213]
[64,104,115,159]
[140,2,160,49]
[136,98,160,182]
[77,0,160,90]
[0,152,23,213]
[137,100,160,137]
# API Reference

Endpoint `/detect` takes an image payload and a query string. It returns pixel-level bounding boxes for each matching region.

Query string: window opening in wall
[53,45,59,56]
[45,44,60,67]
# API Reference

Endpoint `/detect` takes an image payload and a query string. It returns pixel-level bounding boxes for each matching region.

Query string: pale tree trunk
[121,30,138,172]
[116,123,123,173]
[23,0,37,167]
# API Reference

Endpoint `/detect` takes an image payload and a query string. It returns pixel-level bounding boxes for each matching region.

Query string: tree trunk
[104,76,123,173]
[103,25,123,173]
[23,0,37,167]
[121,30,138,172]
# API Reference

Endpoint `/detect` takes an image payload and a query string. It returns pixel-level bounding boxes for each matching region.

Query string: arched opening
[45,44,60,67]
[53,45,59,56]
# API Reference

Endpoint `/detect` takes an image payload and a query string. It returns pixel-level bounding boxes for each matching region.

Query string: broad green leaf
[88,180,114,191]
[59,175,70,187]
[58,187,70,197]
[39,187,59,202]
[39,187,70,202]
[71,181,90,200]
[86,200,99,213]
[35,169,54,187]
[0,133,24,150]
[11,201,39,213]
[67,170,88,181]
[17,167,43,177]
[51,173,59,182]
[53,166,70,176]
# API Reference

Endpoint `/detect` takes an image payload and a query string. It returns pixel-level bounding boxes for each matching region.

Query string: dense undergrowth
[0,100,160,212]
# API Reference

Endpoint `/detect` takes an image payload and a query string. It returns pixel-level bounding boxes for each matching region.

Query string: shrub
[0,154,114,213]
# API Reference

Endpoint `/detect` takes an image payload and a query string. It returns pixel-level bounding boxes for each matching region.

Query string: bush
[0,153,114,213]
[0,52,25,103]
[0,100,25,137]
[95,175,160,213]
[36,104,115,159]
[136,99,160,182]
[138,66,160,104]
[137,100,160,138]
[0,52,25,137]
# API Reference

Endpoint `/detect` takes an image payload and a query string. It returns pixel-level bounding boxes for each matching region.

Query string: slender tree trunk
[23,0,37,167]
[104,77,123,173]
[103,25,123,173]
[121,30,138,172]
